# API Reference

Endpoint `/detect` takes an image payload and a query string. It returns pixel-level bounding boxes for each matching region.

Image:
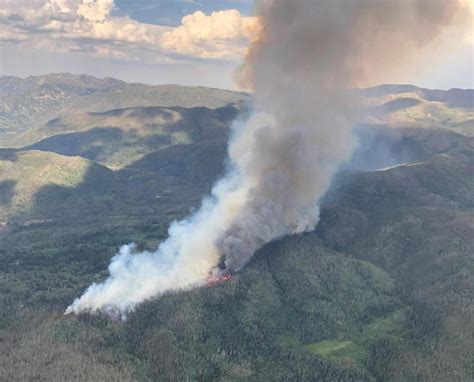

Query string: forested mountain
[0,73,247,148]
[0,74,472,381]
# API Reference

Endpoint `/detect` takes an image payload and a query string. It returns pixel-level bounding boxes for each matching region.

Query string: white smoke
[65,162,247,316]
[67,0,467,317]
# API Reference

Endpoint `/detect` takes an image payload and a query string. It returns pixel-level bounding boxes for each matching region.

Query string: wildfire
[206,273,232,287]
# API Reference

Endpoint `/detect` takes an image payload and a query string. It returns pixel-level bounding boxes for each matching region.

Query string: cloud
[76,0,113,22]
[160,10,260,58]
[0,0,258,63]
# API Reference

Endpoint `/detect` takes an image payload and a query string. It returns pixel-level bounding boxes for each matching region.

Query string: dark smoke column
[218,0,466,272]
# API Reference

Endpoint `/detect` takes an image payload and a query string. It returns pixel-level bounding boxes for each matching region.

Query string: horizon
[0,1,472,91]
[2,71,473,92]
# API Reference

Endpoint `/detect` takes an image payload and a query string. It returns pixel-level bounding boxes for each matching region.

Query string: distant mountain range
[1,73,472,169]
[0,73,248,147]
[0,74,472,381]
[1,74,472,147]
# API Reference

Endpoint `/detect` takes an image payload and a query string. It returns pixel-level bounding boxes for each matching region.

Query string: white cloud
[161,10,260,58]
[76,0,113,22]
[0,0,258,63]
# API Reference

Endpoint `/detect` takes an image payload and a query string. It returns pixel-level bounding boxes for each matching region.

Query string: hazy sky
[0,0,472,90]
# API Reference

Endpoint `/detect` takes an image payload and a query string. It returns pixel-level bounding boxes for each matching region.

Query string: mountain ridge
[0,74,472,381]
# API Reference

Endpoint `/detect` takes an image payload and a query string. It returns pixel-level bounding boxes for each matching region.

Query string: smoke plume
[67,0,467,317]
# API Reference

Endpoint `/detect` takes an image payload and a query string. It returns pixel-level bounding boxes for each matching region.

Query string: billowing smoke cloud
[67,0,467,317]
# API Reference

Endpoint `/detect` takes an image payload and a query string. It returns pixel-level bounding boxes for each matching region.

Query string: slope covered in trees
[0,76,472,381]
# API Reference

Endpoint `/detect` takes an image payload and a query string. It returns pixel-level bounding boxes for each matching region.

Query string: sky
[0,0,472,90]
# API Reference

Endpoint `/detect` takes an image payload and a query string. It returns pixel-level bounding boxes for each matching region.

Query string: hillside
[0,75,473,381]
[22,105,238,169]
[0,73,248,147]
[357,85,473,132]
